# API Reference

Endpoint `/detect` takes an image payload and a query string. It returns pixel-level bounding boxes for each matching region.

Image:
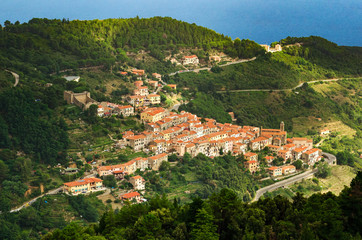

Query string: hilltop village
[62,60,325,204]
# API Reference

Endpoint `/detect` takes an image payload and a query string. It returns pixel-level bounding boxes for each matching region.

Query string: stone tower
[280,121,285,132]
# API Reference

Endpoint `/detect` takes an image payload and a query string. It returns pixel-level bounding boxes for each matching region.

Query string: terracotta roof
[268,167,280,170]
[127,135,146,140]
[292,137,308,141]
[131,175,144,180]
[64,178,102,187]
[246,160,257,164]
[118,105,133,109]
[293,147,307,152]
[148,94,160,97]
[282,165,296,170]
[183,55,198,59]
[244,152,257,157]
[304,148,321,155]
[149,153,168,160]
[98,166,112,171]
[122,191,140,199]
[251,136,268,143]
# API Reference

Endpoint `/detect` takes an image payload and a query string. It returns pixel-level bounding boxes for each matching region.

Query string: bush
[315,162,331,178]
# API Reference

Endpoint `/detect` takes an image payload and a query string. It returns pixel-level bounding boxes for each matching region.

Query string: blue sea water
[0,0,361,46]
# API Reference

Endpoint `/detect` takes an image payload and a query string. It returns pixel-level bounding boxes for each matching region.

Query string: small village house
[282,165,296,175]
[121,191,141,203]
[244,160,259,174]
[181,55,199,65]
[244,152,258,161]
[63,178,103,195]
[268,167,282,177]
[129,176,145,190]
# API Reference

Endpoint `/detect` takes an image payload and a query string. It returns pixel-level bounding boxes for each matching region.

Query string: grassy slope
[171,41,362,92]
[264,165,356,200]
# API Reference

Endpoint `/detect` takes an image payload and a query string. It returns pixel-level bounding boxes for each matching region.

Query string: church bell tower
[280,121,285,132]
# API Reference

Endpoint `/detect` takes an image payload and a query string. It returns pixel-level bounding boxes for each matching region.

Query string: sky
[1,0,361,46]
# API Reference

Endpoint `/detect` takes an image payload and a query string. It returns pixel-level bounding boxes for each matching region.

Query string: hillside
[0,17,361,239]
[169,37,361,93]
[0,17,263,77]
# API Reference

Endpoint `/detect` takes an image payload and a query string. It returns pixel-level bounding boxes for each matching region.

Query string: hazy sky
[1,0,361,46]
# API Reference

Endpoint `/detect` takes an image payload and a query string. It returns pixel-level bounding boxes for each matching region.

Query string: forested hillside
[42,172,362,240]
[0,17,263,76]
[170,37,362,93]
[0,17,361,240]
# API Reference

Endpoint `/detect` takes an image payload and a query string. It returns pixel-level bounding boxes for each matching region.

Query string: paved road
[322,152,337,165]
[217,77,360,93]
[252,152,337,201]
[252,169,318,202]
[168,57,256,76]
[8,173,96,213]
[9,186,62,213]
[5,70,19,87]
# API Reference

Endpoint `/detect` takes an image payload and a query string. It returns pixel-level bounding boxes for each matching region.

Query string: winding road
[252,169,318,202]
[217,77,360,93]
[252,152,337,202]
[168,57,256,76]
[8,173,96,213]
[5,70,19,87]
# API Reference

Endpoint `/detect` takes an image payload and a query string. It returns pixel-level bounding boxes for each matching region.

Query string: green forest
[0,17,264,76]
[38,172,362,240]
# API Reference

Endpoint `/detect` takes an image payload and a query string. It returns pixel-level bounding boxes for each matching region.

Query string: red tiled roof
[282,165,296,170]
[184,55,198,59]
[149,153,168,160]
[244,152,257,157]
[131,175,143,180]
[122,191,140,199]
[268,167,280,170]
[64,178,102,187]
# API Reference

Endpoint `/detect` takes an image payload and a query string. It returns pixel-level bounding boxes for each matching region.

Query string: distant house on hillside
[167,84,177,90]
[209,56,221,62]
[120,191,141,203]
[182,55,199,65]
[152,73,162,80]
[132,69,145,76]
[320,128,330,136]
[64,91,98,110]
[260,44,282,53]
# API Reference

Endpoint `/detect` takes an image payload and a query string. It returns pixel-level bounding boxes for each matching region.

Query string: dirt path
[5,70,19,87]
[168,57,257,76]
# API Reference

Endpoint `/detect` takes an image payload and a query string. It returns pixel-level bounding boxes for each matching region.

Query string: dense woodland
[38,172,362,240]
[0,17,264,76]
